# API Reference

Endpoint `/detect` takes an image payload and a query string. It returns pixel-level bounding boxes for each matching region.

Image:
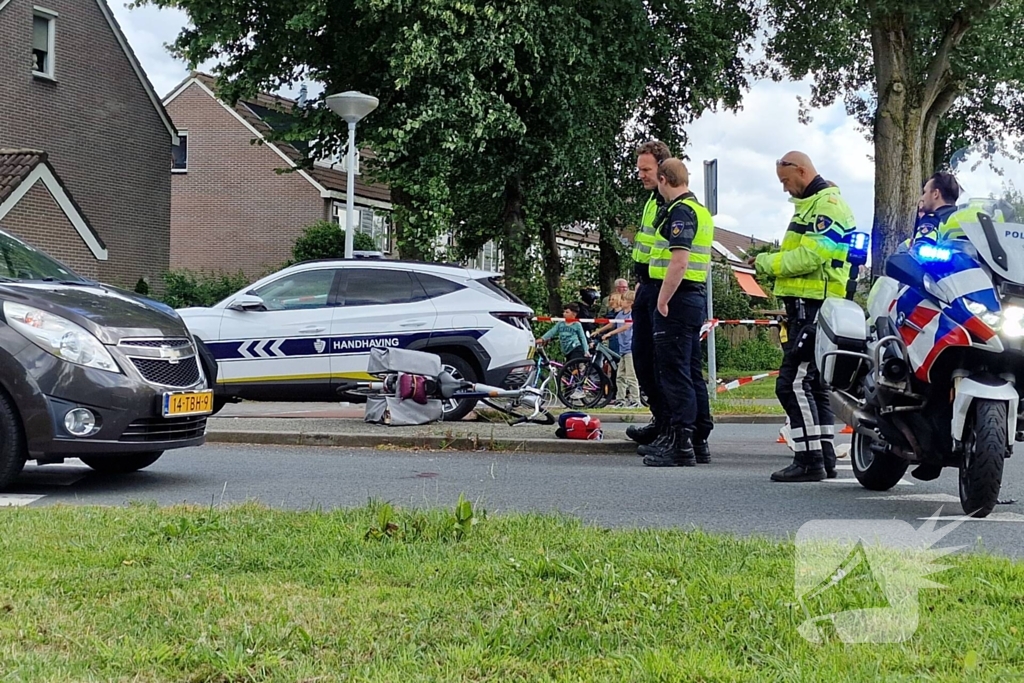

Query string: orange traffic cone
[777,433,787,444]
[840,425,853,435]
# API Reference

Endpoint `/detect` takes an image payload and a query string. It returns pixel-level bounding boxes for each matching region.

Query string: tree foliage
[139,0,755,303]
[762,0,1024,269]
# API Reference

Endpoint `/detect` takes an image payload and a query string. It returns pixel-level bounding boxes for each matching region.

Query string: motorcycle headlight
[3,302,120,373]
[1002,305,1024,338]
[966,300,1005,331]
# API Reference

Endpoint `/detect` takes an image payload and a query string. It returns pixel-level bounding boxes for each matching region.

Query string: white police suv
[177,259,536,420]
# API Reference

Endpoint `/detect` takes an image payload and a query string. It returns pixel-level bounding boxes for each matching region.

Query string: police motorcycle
[816,208,1023,517]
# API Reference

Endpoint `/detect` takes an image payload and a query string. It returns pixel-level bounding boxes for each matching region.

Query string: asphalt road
[6,424,1023,557]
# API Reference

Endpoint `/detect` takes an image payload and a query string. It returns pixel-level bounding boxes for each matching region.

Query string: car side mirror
[227,294,266,312]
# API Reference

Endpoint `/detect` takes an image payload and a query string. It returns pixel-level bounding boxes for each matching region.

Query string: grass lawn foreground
[0,501,1021,682]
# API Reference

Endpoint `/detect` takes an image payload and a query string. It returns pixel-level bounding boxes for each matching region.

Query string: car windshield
[0,230,87,283]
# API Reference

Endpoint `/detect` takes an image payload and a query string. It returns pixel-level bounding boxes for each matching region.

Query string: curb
[205,430,640,454]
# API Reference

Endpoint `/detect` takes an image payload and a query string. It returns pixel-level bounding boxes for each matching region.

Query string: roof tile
[0,149,46,204]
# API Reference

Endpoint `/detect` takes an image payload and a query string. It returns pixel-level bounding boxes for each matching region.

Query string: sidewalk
[206,401,784,454]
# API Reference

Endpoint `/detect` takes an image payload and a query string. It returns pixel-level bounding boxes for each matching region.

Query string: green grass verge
[0,503,1020,681]
[710,399,786,416]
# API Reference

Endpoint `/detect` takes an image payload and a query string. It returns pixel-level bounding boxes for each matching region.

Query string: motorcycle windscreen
[958,219,1024,285]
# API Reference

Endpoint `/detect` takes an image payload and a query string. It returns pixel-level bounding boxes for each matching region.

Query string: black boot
[636,427,670,456]
[771,451,826,482]
[693,440,711,464]
[822,441,837,479]
[643,427,696,467]
[627,417,661,446]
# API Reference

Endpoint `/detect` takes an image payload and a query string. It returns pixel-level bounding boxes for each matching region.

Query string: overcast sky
[114,2,1024,245]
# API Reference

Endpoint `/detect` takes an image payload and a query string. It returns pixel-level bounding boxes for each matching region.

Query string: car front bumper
[4,339,209,459]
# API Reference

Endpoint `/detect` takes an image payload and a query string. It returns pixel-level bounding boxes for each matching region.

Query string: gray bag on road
[364,347,444,425]
[364,396,443,426]
[366,347,442,378]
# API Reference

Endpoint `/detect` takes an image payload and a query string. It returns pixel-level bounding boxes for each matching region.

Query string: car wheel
[437,353,478,422]
[0,389,27,490]
[79,451,164,474]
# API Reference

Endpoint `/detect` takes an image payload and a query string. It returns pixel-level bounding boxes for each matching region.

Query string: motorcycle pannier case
[816,299,867,390]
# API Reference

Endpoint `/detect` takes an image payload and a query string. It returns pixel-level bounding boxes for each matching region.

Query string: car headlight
[3,302,120,373]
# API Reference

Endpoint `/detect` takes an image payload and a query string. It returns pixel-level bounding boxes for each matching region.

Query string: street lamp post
[326,91,379,257]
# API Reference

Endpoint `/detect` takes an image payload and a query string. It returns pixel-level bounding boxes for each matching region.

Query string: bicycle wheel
[480,366,554,424]
[557,360,608,409]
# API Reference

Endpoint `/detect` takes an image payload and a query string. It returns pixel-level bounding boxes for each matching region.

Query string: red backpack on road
[555,412,603,440]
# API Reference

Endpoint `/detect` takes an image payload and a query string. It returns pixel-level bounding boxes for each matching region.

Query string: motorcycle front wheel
[851,432,908,491]
[959,399,1007,518]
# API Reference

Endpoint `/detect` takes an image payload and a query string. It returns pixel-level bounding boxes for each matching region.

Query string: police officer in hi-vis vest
[639,158,715,467]
[625,140,673,450]
[752,151,857,482]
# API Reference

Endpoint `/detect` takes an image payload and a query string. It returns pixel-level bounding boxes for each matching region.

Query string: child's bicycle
[557,339,649,409]
[554,340,619,409]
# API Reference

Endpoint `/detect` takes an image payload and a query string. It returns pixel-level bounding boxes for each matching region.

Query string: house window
[332,202,392,253]
[172,131,188,172]
[32,9,56,79]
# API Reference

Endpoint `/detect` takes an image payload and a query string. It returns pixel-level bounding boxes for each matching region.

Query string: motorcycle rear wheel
[959,399,1007,518]
[851,432,908,491]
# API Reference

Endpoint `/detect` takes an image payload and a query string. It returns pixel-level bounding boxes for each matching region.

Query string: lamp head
[326,91,379,123]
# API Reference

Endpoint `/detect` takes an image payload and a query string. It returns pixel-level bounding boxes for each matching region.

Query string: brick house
[0,0,177,288]
[163,73,393,277]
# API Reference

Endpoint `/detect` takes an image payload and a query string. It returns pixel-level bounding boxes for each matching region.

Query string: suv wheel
[437,352,478,422]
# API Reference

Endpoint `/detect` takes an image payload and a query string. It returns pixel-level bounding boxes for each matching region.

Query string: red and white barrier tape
[716,370,780,393]
[532,316,781,326]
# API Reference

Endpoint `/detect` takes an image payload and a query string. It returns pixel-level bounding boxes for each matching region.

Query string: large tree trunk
[869,15,922,275]
[501,175,531,299]
[871,85,923,275]
[539,219,563,315]
[868,6,983,272]
[598,223,621,297]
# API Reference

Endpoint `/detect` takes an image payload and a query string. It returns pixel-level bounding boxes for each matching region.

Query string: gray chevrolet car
[0,229,214,489]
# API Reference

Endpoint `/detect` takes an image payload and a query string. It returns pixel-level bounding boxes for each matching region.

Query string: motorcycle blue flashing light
[917,244,953,262]
[848,231,870,267]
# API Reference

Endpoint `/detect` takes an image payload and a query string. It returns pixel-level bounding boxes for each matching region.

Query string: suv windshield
[0,230,87,283]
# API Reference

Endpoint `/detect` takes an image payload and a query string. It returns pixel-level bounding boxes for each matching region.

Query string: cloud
[110,2,192,96]
[681,79,876,243]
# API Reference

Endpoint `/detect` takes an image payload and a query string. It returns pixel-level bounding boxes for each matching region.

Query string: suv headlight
[3,302,120,373]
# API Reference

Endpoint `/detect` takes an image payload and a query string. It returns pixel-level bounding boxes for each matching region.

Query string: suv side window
[415,273,465,299]
[253,269,337,311]
[342,268,428,306]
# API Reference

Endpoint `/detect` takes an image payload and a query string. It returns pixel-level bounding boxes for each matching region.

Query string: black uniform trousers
[632,279,666,423]
[653,285,713,437]
[776,297,836,464]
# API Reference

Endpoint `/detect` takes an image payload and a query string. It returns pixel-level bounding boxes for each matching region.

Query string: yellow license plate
[162,390,214,417]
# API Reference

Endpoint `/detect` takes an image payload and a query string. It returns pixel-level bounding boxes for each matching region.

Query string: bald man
[752,151,857,482]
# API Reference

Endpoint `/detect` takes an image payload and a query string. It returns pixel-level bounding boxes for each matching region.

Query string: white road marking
[862,493,962,503]
[825,477,913,486]
[919,512,1024,523]
[0,494,44,507]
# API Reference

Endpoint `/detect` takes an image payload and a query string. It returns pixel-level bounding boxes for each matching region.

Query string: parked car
[177,259,536,421]
[0,230,213,489]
